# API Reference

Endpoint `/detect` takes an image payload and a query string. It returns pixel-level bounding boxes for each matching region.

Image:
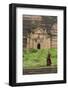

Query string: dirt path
[23,66,57,75]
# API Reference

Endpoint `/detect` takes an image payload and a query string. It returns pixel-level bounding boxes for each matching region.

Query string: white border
[16,7,64,83]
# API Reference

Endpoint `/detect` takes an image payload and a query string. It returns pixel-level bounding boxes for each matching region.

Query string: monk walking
[47,51,52,66]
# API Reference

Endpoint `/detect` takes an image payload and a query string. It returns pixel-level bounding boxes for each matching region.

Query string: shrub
[29,48,38,53]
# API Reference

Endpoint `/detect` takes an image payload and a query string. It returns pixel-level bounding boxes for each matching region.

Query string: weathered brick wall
[23,15,57,49]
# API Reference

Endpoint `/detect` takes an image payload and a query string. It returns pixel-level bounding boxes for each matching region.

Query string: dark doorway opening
[37,43,40,49]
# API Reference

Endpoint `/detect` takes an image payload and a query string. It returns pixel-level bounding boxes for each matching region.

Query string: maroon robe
[47,53,52,66]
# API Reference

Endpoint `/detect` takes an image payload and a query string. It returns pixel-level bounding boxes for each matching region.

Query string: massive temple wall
[23,15,57,49]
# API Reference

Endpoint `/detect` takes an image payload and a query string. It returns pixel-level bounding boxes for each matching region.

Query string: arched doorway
[37,43,40,49]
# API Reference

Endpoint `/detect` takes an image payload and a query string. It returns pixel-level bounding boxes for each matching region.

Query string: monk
[47,51,52,66]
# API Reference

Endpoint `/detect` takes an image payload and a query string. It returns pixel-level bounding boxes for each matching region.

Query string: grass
[23,48,57,69]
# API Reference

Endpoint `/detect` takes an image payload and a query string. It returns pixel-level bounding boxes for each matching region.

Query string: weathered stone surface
[23,15,57,49]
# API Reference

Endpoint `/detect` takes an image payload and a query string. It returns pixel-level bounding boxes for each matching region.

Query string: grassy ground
[23,48,57,69]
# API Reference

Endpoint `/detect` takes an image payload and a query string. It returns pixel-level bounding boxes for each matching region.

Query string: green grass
[23,48,57,69]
